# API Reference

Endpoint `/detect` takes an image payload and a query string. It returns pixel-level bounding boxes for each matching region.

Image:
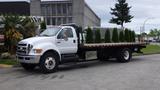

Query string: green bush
[125,29,130,42]
[95,29,101,43]
[0,52,11,59]
[131,31,136,42]
[105,29,111,43]
[119,30,125,42]
[40,21,47,32]
[112,28,119,42]
[86,27,93,43]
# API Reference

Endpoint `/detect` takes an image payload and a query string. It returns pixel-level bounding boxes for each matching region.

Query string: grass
[134,45,160,56]
[0,59,18,65]
[142,45,160,55]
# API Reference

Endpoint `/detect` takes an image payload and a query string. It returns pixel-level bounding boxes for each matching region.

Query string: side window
[66,28,73,38]
[57,28,73,39]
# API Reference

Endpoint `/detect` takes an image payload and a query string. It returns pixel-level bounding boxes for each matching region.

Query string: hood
[19,36,56,45]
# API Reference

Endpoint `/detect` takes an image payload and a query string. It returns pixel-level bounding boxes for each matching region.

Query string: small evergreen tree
[128,30,132,42]
[125,29,129,42]
[40,21,46,32]
[131,31,136,42]
[112,28,119,42]
[119,30,125,42]
[110,0,134,29]
[105,29,111,43]
[95,29,101,43]
[86,27,93,43]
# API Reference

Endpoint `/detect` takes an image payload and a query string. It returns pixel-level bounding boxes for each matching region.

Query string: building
[0,0,101,28]
[0,0,30,15]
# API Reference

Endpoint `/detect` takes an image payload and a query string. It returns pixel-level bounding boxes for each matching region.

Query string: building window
[47,17,51,25]
[57,4,62,16]
[52,18,56,25]
[62,4,67,15]
[68,3,72,15]
[68,17,72,23]
[57,17,61,25]
[52,4,56,16]
[63,17,67,24]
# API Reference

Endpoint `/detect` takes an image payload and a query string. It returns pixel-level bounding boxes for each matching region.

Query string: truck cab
[17,25,80,73]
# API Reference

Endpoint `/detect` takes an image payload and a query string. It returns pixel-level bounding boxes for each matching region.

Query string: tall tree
[110,0,133,29]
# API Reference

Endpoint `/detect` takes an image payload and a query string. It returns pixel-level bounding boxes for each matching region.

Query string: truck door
[56,28,78,54]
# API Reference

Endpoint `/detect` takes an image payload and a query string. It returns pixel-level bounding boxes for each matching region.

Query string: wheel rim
[45,57,56,70]
[124,50,130,60]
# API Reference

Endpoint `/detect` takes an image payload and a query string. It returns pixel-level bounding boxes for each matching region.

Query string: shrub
[86,27,93,43]
[125,29,130,42]
[119,30,125,42]
[40,21,47,32]
[95,29,101,43]
[112,28,119,42]
[0,52,11,59]
[105,29,111,43]
[131,31,136,42]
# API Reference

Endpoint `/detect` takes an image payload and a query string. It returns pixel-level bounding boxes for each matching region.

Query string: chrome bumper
[16,55,41,64]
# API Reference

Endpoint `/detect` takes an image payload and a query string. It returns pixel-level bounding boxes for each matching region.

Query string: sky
[85,0,160,34]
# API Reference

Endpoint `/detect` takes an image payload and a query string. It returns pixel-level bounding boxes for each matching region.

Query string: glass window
[68,3,72,15]
[63,18,67,24]
[52,18,56,25]
[62,4,67,15]
[57,18,61,25]
[57,28,73,39]
[40,27,61,37]
[57,4,62,15]
[52,4,56,16]
[68,17,72,23]
[47,17,51,25]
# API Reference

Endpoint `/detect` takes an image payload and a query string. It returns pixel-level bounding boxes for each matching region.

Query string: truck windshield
[40,27,61,36]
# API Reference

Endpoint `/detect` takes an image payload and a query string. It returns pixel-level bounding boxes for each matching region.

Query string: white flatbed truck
[16,24,146,73]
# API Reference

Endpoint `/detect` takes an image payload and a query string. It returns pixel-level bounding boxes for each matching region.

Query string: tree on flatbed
[95,29,101,43]
[86,27,93,43]
[112,28,119,42]
[105,29,111,43]
[119,30,125,42]
[110,0,133,29]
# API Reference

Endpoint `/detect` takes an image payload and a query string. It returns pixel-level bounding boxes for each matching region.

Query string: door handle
[57,42,61,43]
[73,40,76,43]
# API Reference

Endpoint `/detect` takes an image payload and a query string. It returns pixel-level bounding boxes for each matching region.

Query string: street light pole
[141,17,153,42]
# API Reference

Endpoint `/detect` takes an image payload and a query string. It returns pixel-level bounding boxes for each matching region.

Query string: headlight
[34,49,43,54]
[27,44,33,54]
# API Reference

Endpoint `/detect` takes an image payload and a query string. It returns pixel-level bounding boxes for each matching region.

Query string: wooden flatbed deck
[80,42,146,50]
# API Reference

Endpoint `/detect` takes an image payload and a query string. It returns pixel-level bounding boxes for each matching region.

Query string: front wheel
[116,48,132,63]
[39,52,59,73]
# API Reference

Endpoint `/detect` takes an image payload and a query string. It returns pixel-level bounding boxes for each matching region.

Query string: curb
[0,64,13,68]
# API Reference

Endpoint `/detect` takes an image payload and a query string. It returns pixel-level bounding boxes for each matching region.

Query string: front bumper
[16,55,41,64]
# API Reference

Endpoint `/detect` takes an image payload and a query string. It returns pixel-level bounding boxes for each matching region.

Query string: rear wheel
[39,52,59,73]
[116,48,132,63]
[21,63,36,71]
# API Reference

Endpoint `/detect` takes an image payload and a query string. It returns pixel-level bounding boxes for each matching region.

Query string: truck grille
[16,43,28,55]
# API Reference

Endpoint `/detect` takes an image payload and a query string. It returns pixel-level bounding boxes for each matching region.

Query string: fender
[29,42,62,61]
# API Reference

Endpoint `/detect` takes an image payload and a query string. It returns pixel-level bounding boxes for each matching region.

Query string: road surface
[0,54,160,90]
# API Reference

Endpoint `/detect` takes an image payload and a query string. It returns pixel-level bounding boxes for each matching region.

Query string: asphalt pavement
[0,54,160,90]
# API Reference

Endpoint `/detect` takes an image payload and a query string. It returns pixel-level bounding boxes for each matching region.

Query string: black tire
[116,48,132,63]
[21,63,36,71]
[39,52,59,73]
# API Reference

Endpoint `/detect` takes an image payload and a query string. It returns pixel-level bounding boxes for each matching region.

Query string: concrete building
[0,0,101,28]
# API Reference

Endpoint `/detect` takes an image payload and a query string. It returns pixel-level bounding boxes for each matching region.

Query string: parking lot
[1,54,160,90]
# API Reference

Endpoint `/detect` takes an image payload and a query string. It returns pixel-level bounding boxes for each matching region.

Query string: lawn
[0,59,18,65]
[141,45,160,55]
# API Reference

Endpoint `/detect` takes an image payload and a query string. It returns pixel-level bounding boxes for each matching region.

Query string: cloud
[85,0,160,33]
